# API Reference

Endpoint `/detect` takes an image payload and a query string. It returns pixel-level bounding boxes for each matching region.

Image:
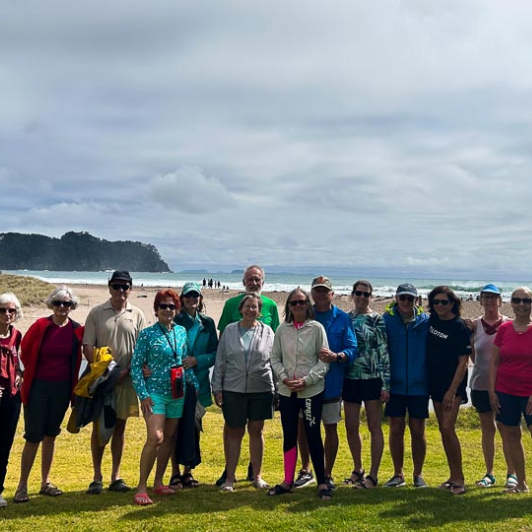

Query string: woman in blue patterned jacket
[131,289,198,506]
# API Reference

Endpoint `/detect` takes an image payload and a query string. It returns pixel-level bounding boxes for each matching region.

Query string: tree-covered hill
[0,231,172,272]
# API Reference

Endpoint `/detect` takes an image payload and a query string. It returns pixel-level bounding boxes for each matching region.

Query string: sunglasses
[433,299,450,306]
[511,297,532,305]
[289,300,308,307]
[111,284,131,291]
[52,300,73,308]
[398,295,415,302]
[0,307,16,315]
[159,304,176,310]
[183,292,200,299]
[354,290,371,298]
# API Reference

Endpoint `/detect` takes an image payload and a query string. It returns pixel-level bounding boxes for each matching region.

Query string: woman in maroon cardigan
[14,286,84,504]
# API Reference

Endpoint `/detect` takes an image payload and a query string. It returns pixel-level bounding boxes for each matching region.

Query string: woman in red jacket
[14,286,84,504]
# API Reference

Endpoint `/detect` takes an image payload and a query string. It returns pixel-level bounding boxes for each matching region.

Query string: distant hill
[0,231,172,272]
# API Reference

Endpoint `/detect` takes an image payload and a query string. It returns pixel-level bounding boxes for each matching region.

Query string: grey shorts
[298,398,342,424]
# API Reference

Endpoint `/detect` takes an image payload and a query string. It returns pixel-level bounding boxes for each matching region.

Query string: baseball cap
[480,284,501,295]
[109,271,132,284]
[311,276,333,291]
[182,282,202,296]
[396,283,418,297]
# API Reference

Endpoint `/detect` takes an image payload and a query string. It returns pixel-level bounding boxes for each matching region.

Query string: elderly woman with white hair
[14,286,84,504]
[0,292,23,508]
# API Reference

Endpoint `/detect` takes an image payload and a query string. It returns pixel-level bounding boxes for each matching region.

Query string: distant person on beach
[382,283,429,488]
[426,286,470,495]
[489,286,532,494]
[216,265,280,486]
[0,293,23,508]
[343,280,390,489]
[83,271,146,495]
[268,288,331,500]
[294,276,357,491]
[469,284,516,489]
[212,293,275,492]
[14,286,84,504]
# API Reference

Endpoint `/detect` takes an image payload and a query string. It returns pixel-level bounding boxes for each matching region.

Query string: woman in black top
[426,286,471,495]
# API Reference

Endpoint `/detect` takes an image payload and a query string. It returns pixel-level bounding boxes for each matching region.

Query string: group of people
[2,266,532,509]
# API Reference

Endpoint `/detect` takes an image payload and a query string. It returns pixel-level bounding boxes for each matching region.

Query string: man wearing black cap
[82,271,146,495]
[382,283,429,488]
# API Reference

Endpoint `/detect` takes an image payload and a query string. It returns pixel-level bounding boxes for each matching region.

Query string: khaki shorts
[114,380,139,419]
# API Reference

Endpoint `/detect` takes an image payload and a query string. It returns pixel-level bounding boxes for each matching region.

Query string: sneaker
[0,494,7,508]
[215,469,228,487]
[294,469,315,489]
[506,474,518,489]
[476,473,496,488]
[325,476,336,491]
[413,475,428,488]
[246,462,254,482]
[384,475,406,488]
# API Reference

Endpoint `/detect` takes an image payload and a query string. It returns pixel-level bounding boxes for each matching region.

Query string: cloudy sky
[3,0,532,278]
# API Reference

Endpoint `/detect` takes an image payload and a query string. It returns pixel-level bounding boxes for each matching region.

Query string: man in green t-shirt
[215,265,280,487]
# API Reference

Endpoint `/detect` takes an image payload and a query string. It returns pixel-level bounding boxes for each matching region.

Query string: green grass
[0,274,52,306]
[2,407,532,531]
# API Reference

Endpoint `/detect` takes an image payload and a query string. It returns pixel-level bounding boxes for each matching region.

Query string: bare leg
[154,418,179,488]
[90,426,105,482]
[110,418,127,483]
[248,420,265,481]
[40,436,57,489]
[17,441,40,491]
[136,414,165,495]
[225,426,245,486]
[499,423,527,491]
[497,420,515,476]
[323,423,339,478]
[478,411,496,475]
[388,417,406,476]
[365,400,384,480]
[344,402,363,477]
[409,417,427,478]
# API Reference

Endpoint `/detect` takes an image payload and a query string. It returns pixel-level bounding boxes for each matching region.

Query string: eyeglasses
[289,300,308,307]
[183,292,200,299]
[0,308,16,315]
[398,295,415,302]
[511,297,532,305]
[52,300,73,308]
[111,284,131,291]
[159,304,176,310]
[433,299,450,306]
[354,290,371,298]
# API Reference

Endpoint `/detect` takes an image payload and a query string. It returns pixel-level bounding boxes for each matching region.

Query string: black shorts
[471,390,492,414]
[222,391,274,428]
[496,391,532,427]
[384,393,429,419]
[24,379,71,443]
[342,378,382,404]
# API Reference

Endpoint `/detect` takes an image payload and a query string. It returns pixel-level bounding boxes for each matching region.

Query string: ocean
[4,269,530,301]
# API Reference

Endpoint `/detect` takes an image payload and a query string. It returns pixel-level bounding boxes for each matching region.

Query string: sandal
[343,469,365,485]
[252,478,270,490]
[439,480,454,490]
[86,480,103,495]
[169,474,183,489]
[503,486,529,494]
[475,474,495,488]
[267,483,293,496]
[450,484,466,495]
[181,473,199,488]
[318,487,333,501]
[505,474,518,488]
[134,492,153,506]
[220,482,234,493]
[39,483,63,497]
[153,485,175,495]
[354,475,378,489]
[109,479,131,492]
[14,487,29,504]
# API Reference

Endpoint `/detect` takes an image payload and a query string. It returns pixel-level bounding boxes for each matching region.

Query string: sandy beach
[15,283,515,337]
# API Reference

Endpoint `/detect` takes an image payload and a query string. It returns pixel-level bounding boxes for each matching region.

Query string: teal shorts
[150,392,185,419]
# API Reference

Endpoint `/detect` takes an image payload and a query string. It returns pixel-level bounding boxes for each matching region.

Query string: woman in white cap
[469,284,515,489]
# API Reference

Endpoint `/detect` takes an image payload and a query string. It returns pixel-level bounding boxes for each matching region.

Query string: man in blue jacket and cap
[382,283,429,488]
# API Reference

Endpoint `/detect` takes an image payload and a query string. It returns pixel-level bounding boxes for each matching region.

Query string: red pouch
[170,366,184,399]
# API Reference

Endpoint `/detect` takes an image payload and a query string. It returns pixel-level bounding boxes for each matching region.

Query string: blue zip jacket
[315,305,358,401]
[383,303,429,396]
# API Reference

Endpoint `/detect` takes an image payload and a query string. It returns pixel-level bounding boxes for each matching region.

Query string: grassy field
[2,407,532,531]
[0,274,51,306]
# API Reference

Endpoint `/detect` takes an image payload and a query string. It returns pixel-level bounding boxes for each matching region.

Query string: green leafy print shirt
[131,322,198,401]
[345,311,390,391]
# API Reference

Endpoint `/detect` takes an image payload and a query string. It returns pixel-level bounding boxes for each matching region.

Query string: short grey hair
[45,285,79,310]
[0,292,23,321]
[244,264,265,280]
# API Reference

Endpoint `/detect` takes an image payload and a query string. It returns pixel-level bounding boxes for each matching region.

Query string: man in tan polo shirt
[83,271,146,494]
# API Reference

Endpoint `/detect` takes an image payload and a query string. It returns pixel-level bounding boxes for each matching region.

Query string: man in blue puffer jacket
[382,283,429,489]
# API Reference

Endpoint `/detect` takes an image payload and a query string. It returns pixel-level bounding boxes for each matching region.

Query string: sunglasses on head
[512,297,532,305]
[111,284,131,291]
[289,300,308,307]
[183,292,200,299]
[159,303,176,310]
[398,295,415,302]
[354,290,371,298]
[52,300,73,308]
[433,299,450,306]
[0,307,16,315]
